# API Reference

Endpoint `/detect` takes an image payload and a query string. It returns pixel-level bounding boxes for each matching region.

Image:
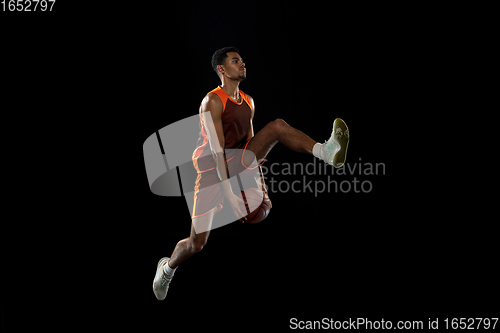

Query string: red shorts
[191,138,266,219]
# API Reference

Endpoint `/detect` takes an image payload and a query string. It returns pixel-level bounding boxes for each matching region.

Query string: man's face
[220,52,246,81]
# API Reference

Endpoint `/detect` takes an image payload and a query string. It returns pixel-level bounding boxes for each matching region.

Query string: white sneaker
[322,118,349,168]
[152,257,172,300]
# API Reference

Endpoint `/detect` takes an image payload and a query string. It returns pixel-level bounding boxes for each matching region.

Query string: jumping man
[153,46,349,300]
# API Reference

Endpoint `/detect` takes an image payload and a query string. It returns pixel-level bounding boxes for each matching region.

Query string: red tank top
[192,86,253,173]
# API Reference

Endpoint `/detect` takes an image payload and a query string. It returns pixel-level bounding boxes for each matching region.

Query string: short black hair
[211,46,240,75]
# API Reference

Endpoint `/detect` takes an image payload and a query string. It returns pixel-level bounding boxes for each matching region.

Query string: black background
[2,1,497,332]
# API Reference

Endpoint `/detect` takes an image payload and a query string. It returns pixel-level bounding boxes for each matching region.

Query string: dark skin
[168,52,317,269]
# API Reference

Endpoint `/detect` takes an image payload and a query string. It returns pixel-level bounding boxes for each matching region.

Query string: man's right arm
[200,94,226,180]
[199,94,247,221]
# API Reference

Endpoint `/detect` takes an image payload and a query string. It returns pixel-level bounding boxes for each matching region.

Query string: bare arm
[200,94,247,221]
[245,95,272,208]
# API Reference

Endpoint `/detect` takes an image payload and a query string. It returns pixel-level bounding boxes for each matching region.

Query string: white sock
[312,143,324,160]
[163,261,176,279]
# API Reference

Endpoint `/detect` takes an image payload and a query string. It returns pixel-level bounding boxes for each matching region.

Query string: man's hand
[226,190,248,222]
[257,166,272,209]
[262,184,272,209]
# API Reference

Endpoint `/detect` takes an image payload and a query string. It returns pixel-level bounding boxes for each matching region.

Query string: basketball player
[153,47,349,300]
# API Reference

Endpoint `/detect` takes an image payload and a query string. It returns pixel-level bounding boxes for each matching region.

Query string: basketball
[239,187,271,224]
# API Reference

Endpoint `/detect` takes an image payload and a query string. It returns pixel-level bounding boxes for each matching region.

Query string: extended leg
[152,209,214,300]
[168,208,215,268]
[245,118,349,168]
[245,118,316,165]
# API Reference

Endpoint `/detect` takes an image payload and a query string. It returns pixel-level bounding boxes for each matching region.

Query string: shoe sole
[332,118,349,168]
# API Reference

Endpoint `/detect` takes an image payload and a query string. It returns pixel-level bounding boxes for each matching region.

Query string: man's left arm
[246,95,272,208]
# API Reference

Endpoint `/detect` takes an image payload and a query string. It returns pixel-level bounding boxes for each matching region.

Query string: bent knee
[273,118,287,127]
[269,118,288,133]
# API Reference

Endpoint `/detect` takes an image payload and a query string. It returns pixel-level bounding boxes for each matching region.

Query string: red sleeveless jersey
[192,86,253,173]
